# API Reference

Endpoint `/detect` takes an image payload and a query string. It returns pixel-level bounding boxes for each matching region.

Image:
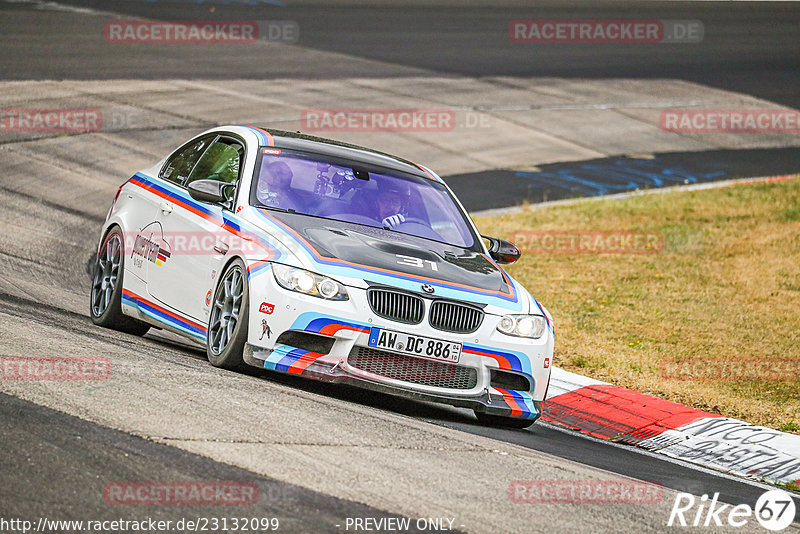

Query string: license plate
[367,327,461,363]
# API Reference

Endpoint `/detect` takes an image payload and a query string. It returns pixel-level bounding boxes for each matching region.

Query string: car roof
[261,128,429,179]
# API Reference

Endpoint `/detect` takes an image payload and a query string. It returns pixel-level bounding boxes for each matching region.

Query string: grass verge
[475,176,800,432]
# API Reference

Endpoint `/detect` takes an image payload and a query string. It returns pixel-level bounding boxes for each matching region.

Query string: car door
[147,134,245,323]
[126,135,213,287]
[120,187,161,285]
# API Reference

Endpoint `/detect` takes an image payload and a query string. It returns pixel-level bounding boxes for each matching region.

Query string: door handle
[159,202,173,214]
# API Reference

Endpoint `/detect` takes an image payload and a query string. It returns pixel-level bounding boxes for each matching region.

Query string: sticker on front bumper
[368,327,461,363]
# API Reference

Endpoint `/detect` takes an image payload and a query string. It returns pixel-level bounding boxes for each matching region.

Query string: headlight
[496,314,546,339]
[272,264,348,301]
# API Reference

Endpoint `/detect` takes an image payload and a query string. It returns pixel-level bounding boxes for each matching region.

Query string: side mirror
[188,179,233,204]
[482,235,521,264]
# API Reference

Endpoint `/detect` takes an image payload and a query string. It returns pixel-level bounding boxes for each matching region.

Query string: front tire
[474,411,536,429]
[89,227,150,336]
[206,259,249,371]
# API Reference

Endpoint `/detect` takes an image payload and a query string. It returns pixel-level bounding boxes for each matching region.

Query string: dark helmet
[379,180,410,200]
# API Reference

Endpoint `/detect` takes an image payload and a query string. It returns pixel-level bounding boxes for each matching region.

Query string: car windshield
[250,150,477,249]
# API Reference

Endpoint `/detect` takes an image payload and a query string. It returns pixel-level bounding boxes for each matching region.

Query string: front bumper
[244,342,544,420]
[244,266,552,421]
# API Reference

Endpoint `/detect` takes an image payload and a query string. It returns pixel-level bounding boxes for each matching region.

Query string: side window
[160,136,213,185]
[185,139,243,199]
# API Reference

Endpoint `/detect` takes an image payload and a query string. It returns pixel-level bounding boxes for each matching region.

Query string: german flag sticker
[156,248,171,265]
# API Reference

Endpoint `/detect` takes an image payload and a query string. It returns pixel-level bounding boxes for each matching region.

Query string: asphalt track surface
[449,147,800,211]
[4,0,800,211]
[4,0,800,110]
[0,392,441,533]
[1,1,800,532]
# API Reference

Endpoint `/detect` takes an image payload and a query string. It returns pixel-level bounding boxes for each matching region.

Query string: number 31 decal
[396,254,439,271]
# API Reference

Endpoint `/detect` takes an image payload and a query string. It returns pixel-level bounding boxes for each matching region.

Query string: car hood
[264,211,512,295]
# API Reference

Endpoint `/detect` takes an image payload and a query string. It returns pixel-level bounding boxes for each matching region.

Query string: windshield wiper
[254,203,299,214]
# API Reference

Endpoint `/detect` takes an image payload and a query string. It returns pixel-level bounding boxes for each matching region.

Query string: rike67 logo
[668,489,797,531]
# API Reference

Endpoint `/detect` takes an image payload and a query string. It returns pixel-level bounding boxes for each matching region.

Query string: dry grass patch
[475,177,800,432]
